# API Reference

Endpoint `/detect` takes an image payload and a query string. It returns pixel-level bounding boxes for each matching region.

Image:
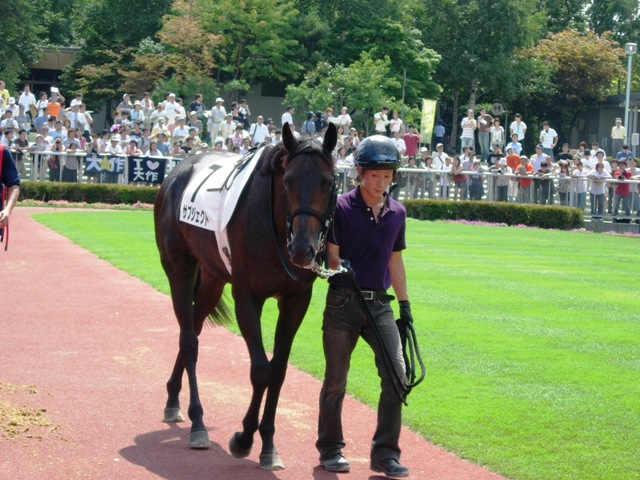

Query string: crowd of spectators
[1,82,638,218]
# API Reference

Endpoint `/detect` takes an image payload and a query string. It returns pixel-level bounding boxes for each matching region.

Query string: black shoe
[321,453,351,473]
[370,458,409,478]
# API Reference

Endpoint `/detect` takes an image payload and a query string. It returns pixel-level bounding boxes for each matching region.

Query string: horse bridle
[271,145,338,281]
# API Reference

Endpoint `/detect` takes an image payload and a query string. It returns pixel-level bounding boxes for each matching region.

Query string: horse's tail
[194,268,234,327]
[207,298,233,326]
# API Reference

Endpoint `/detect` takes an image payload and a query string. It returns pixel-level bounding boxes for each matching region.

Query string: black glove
[398,300,413,325]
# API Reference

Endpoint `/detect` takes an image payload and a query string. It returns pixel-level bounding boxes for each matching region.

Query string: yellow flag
[420,99,437,145]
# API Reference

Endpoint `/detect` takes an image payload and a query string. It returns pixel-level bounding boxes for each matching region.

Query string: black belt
[329,284,392,301]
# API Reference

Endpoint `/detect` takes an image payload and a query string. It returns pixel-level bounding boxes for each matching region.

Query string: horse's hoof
[228,431,252,458]
[259,451,285,471]
[189,430,211,449]
[163,407,185,423]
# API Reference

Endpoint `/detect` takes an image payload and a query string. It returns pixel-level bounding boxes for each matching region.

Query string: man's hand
[0,210,10,228]
[398,300,413,325]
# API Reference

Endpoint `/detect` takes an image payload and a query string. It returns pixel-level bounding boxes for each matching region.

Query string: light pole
[624,43,637,137]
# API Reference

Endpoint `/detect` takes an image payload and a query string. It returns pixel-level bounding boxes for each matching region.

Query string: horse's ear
[323,123,338,155]
[281,122,298,153]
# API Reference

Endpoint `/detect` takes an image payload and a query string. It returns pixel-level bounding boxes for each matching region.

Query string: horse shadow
[119,423,280,480]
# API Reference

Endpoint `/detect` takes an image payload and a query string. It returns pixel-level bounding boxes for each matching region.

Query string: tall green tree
[199,0,302,98]
[60,0,171,110]
[285,51,401,133]
[521,29,625,139]
[296,0,440,105]
[0,0,44,90]
[418,0,544,148]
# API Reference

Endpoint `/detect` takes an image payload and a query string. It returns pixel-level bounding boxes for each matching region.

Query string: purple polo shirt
[328,187,406,290]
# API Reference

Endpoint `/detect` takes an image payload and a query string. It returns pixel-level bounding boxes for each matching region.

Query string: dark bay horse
[154,123,338,470]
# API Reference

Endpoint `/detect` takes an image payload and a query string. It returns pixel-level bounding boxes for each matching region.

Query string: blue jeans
[317,288,405,463]
[590,193,605,216]
[478,132,491,162]
[614,194,631,217]
[460,137,474,153]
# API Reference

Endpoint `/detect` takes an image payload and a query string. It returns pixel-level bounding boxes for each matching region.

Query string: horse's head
[280,122,338,269]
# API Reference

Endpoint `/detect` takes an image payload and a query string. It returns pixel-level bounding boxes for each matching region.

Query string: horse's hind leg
[163,259,218,449]
[164,273,225,427]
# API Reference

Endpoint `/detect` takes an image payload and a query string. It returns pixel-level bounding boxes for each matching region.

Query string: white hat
[8,97,15,104]
[123,93,129,99]
[134,100,141,106]
[168,92,176,97]
[216,97,224,103]
[420,147,428,153]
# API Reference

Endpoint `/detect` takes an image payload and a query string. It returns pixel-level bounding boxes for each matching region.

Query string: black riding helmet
[354,135,401,170]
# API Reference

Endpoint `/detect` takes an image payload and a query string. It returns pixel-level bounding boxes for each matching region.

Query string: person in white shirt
[249,115,269,145]
[509,113,527,143]
[35,92,48,118]
[460,108,476,153]
[389,110,404,135]
[0,111,19,134]
[538,121,558,160]
[171,117,190,143]
[594,151,611,173]
[590,142,606,161]
[281,105,294,129]
[219,113,236,140]
[572,160,588,209]
[373,106,390,135]
[430,143,448,170]
[587,162,611,218]
[163,93,180,125]
[209,97,227,142]
[391,130,406,156]
[18,85,36,120]
[336,107,352,131]
[70,93,84,107]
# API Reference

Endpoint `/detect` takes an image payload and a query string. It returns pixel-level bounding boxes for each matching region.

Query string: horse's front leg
[258,289,312,470]
[228,290,270,459]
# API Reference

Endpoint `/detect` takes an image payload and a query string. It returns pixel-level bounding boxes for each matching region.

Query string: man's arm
[327,242,341,270]
[389,250,408,302]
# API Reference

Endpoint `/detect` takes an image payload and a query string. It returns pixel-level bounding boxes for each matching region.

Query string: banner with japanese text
[84,154,126,175]
[127,156,167,185]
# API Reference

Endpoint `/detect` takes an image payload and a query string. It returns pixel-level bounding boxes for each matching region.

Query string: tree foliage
[0,0,44,89]
[522,29,625,109]
[285,52,401,133]
[199,0,302,94]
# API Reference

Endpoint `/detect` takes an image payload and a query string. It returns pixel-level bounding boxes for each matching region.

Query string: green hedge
[18,181,158,205]
[403,199,584,230]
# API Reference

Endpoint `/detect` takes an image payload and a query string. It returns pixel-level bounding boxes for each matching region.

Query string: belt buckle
[362,290,374,301]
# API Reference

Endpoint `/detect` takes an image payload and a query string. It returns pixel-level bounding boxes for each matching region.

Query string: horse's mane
[258,138,335,177]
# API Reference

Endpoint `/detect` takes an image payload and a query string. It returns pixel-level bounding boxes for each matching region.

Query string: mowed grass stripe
[33,211,640,480]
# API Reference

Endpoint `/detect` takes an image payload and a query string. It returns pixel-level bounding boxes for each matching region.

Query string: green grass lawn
[33,210,640,480]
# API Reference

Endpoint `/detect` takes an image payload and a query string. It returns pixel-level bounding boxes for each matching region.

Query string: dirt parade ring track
[1,208,507,480]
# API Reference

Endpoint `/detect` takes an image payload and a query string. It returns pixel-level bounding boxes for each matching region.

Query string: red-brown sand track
[0,208,508,480]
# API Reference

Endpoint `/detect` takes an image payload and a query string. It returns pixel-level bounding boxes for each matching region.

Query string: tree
[285,51,401,133]
[295,0,440,105]
[60,0,171,109]
[0,0,44,90]
[199,0,303,98]
[418,0,544,149]
[520,29,625,140]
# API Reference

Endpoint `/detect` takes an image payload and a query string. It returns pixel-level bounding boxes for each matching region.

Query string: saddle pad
[179,148,264,274]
